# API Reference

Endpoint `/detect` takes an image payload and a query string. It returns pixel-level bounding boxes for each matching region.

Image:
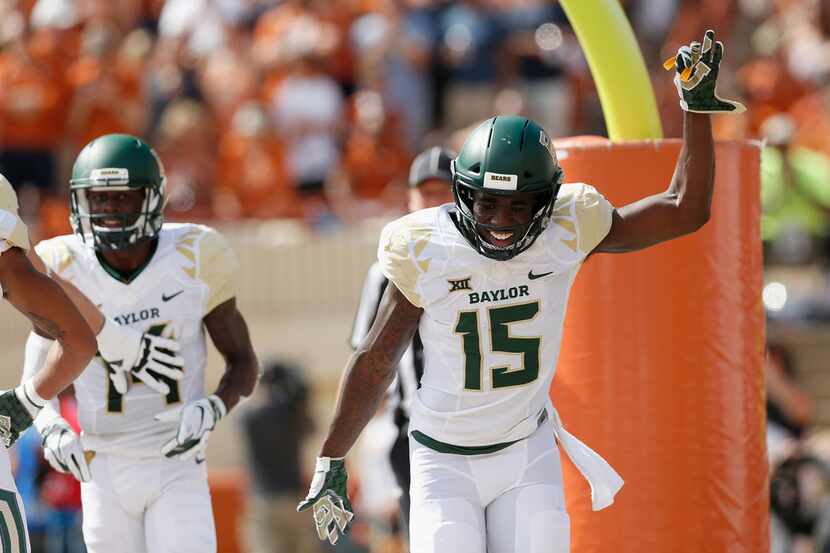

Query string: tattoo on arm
[0,249,75,341]
[24,310,65,340]
[321,284,421,457]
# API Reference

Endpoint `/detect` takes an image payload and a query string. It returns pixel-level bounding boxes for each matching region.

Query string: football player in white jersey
[24,134,260,553]
[0,174,97,553]
[0,171,185,553]
[300,31,745,552]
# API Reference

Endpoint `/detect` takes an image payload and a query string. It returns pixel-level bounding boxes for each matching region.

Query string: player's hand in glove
[0,380,45,448]
[663,29,745,114]
[154,395,226,461]
[297,457,355,545]
[41,422,92,482]
[97,318,185,395]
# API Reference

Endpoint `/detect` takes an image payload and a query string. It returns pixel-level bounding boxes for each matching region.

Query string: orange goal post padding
[551,139,768,553]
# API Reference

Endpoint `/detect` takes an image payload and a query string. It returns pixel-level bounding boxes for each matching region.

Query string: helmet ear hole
[524,171,533,179]
[469,162,481,174]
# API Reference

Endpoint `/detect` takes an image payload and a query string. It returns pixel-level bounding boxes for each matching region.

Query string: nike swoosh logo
[528,270,554,280]
[162,290,184,302]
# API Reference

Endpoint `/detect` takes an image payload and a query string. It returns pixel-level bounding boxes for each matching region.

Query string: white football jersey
[36,223,238,457]
[378,183,614,448]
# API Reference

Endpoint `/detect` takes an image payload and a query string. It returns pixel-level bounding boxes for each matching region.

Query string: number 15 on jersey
[455,301,541,391]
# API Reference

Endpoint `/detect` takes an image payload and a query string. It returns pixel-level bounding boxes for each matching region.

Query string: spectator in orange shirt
[252,0,341,74]
[328,89,411,221]
[154,99,218,221]
[65,24,150,153]
[0,8,76,195]
[199,44,260,135]
[265,27,345,221]
[737,55,812,139]
[316,0,359,96]
[216,102,300,220]
[349,0,437,151]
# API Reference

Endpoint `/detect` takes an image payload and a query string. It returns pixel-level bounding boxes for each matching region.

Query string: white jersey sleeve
[548,182,614,259]
[196,227,239,313]
[0,175,29,254]
[377,212,436,308]
[35,237,76,277]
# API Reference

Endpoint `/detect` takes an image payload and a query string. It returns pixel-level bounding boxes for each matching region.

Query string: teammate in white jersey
[0,171,185,553]
[0,173,97,553]
[25,134,260,553]
[300,31,746,552]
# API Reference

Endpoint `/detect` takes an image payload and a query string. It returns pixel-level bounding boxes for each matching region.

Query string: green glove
[297,457,354,545]
[667,29,746,114]
[0,381,45,448]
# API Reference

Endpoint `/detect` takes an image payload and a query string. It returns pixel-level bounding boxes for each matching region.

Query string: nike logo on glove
[528,270,554,280]
[162,290,184,302]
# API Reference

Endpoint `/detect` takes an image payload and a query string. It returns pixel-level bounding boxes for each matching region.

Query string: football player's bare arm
[204,297,259,410]
[594,112,714,253]
[320,283,422,458]
[0,248,96,399]
[26,249,105,335]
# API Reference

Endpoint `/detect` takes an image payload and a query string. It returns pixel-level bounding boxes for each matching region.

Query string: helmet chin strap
[75,181,165,251]
[452,179,558,261]
[474,194,553,255]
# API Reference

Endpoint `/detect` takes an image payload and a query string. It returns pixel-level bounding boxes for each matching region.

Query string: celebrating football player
[24,134,260,553]
[300,30,744,552]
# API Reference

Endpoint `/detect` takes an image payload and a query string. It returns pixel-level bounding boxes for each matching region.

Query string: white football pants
[80,452,216,553]
[0,447,30,553]
[409,419,570,553]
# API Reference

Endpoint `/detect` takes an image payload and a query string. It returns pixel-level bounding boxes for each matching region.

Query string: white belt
[549,406,624,511]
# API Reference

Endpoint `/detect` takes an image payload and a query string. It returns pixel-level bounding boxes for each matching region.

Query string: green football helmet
[69,134,166,251]
[452,116,564,261]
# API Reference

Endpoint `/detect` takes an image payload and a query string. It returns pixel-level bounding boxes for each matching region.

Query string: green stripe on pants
[0,488,29,553]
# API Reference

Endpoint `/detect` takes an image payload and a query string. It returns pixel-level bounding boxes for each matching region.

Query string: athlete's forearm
[595,113,716,253]
[29,322,93,400]
[2,252,97,399]
[319,350,398,458]
[668,112,715,230]
[320,284,420,458]
[214,352,259,410]
[22,300,95,400]
[204,299,259,411]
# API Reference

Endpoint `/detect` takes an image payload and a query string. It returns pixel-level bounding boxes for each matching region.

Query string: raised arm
[595,112,714,253]
[595,29,744,254]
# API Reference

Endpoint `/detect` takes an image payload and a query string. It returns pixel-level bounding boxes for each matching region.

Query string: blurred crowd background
[2,0,830,247]
[3,0,830,552]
